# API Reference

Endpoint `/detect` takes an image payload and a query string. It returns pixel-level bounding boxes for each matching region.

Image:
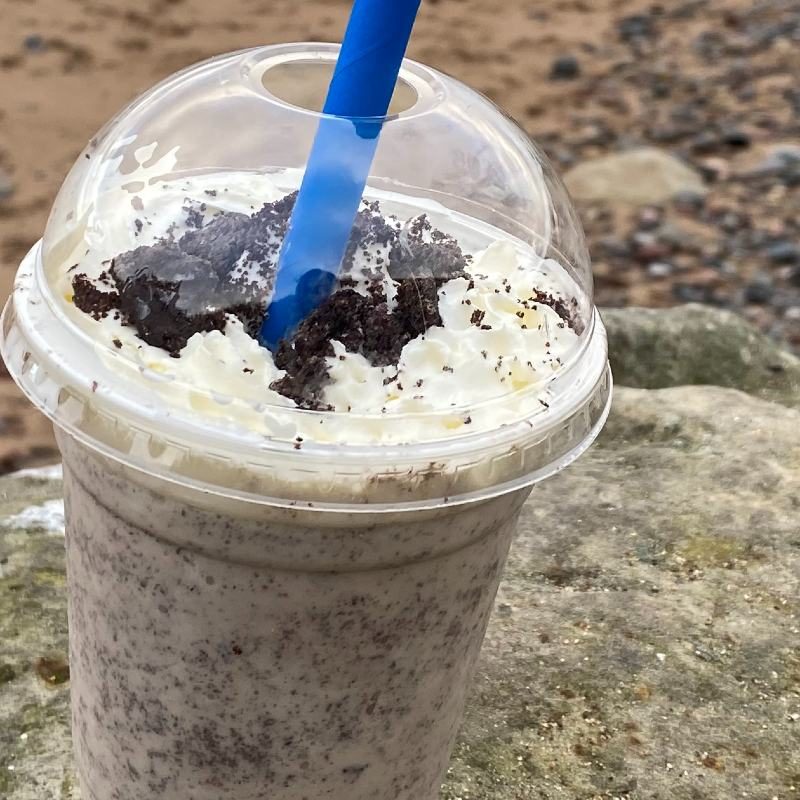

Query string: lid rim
[8,240,608,456]
[3,242,611,511]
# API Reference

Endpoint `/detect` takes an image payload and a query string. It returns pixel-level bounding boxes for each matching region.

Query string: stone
[549,55,580,81]
[743,274,775,305]
[23,34,46,53]
[0,168,14,201]
[672,189,706,212]
[3,312,800,799]
[646,261,674,278]
[618,13,656,42]
[0,466,74,799]
[745,145,800,185]
[721,127,751,148]
[564,148,708,205]
[448,386,800,799]
[766,241,800,265]
[671,282,716,304]
[689,130,719,154]
[602,304,800,408]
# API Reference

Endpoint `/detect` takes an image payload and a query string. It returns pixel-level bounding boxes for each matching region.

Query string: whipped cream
[50,169,587,444]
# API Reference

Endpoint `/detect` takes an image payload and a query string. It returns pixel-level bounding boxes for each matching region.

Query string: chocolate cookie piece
[387,215,467,283]
[531,289,584,335]
[72,274,119,320]
[110,244,226,355]
[72,190,580,410]
[109,240,268,355]
[97,198,285,353]
[179,212,254,277]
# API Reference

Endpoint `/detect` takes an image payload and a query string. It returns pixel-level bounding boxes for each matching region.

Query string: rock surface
[2,321,800,798]
[447,386,800,799]
[564,148,708,205]
[0,466,74,799]
[603,304,800,408]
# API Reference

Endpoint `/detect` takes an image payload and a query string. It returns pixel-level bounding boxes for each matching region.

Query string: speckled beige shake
[59,431,529,799]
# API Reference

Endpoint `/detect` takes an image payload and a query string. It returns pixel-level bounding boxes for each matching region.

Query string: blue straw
[260,0,422,350]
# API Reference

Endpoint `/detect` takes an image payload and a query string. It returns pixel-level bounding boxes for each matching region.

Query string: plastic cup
[1,45,611,799]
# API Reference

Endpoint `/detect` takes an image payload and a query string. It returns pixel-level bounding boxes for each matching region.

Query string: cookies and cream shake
[1,44,611,799]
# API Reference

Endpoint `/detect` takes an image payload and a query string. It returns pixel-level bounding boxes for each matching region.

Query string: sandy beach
[0,0,797,469]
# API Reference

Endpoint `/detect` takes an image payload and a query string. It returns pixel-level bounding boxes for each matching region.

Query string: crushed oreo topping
[532,289,584,336]
[71,196,297,355]
[72,274,119,321]
[71,193,582,409]
[269,212,468,408]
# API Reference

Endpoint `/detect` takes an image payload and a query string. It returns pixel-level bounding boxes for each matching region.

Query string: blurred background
[0,0,798,472]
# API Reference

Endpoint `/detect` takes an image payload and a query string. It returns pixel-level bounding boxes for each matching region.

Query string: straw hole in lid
[261,59,418,116]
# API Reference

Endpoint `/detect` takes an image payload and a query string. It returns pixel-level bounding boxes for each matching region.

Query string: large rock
[564,147,707,205]
[2,324,798,799]
[447,387,800,799]
[0,466,74,799]
[603,304,800,408]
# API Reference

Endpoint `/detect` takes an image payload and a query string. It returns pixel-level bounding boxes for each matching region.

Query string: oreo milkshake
[1,46,611,800]
[60,431,529,799]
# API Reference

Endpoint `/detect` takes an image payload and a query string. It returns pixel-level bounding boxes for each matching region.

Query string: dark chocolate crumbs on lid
[70,194,579,409]
[72,274,119,320]
[184,206,205,229]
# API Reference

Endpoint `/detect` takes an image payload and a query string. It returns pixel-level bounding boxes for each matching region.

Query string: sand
[0,0,794,469]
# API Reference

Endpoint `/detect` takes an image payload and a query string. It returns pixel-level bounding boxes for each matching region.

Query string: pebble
[647,262,674,278]
[784,306,800,321]
[550,55,581,81]
[618,14,656,42]
[23,34,46,53]
[750,145,800,185]
[673,283,715,304]
[673,190,706,213]
[721,128,751,148]
[698,157,731,182]
[631,231,670,263]
[690,131,720,154]
[598,236,630,259]
[766,242,800,265]
[657,222,695,251]
[743,275,774,305]
[637,206,663,230]
[719,212,744,234]
[0,169,13,201]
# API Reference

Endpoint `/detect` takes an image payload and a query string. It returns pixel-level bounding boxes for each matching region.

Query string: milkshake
[1,45,611,799]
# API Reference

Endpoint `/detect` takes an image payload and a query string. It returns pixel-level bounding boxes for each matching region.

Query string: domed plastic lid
[2,44,610,510]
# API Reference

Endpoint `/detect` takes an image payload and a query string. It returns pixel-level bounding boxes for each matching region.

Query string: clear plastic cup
[1,44,611,800]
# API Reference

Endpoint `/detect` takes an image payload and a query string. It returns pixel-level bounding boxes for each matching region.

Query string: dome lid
[3,44,610,509]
